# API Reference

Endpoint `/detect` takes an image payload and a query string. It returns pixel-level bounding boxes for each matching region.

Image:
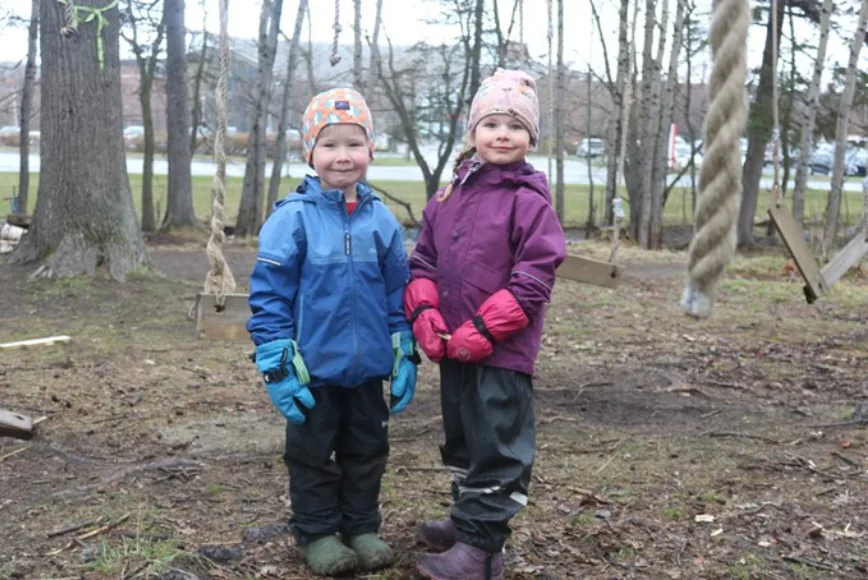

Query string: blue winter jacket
[248,176,411,388]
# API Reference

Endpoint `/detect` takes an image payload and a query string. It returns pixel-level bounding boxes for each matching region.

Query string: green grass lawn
[1,171,863,230]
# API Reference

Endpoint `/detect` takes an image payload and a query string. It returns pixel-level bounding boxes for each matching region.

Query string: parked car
[808,147,865,176]
[576,138,605,158]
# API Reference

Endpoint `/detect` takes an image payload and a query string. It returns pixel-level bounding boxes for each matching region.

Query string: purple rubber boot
[417,541,503,580]
[417,520,457,553]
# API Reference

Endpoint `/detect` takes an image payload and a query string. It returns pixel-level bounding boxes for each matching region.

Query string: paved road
[0,150,860,191]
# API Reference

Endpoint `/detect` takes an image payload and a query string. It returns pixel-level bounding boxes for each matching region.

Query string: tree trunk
[267,0,307,215]
[822,0,868,254]
[554,0,565,223]
[140,77,157,232]
[792,0,834,224]
[163,0,196,228]
[469,0,485,98]
[353,0,363,89]
[236,0,284,237]
[10,0,149,279]
[365,0,384,96]
[17,0,39,217]
[736,0,784,247]
[648,0,685,248]
[684,8,698,218]
[190,26,209,155]
[585,70,595,232]
[605,0,631,226]
[634,0,657,244]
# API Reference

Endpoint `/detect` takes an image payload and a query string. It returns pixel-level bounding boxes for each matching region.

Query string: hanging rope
[681,0,750,318]
[330,0,342,66]
[203,0,236,308]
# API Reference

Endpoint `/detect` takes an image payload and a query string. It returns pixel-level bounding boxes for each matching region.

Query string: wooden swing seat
[768,203,867,304]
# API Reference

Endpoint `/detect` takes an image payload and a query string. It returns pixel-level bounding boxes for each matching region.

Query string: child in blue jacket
[248,88,418,577]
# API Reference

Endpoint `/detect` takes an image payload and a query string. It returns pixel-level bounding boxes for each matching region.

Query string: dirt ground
[1,237,867,580]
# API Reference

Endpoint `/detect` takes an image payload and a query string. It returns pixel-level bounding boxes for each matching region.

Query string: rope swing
[202,0,236,308]
[681,0,750,318]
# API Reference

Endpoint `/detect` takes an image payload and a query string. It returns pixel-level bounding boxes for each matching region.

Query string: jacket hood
[454,157,551,203]
[274,175,376,210]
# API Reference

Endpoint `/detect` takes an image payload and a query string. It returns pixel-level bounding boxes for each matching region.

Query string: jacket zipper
[344,194,369,386]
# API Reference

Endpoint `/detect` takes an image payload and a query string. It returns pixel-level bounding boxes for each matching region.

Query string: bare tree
[648,0,686,247]
[190,3,210,155]
[737,0,822,246]
[377,38,470,200]
[364,0,384,95]
[469,0,485,98]
[353,0,363,88]
[823,0,868,254]
[236,0,285,236]
[16,0,39,219]
[163,0,196,228]
[791,0,834,224]
[554,0,565,222]
[121,0,166,233]
[603,0,631,226]
[267,0,308,215]
[10,0,148,278]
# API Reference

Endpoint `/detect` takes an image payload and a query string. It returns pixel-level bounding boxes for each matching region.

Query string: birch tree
[236,0,285,236]
[823,0,868,254]
[791,0,833,224]
[266,0,308,214]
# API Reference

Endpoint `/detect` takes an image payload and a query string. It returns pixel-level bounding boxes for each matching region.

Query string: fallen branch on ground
[46,513,131,556]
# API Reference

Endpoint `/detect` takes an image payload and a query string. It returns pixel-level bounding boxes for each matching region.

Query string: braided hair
[438,145,477,202]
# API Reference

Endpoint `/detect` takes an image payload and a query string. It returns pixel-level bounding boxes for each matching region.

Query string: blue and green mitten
[254,339,313,424]
[390,331,419,414]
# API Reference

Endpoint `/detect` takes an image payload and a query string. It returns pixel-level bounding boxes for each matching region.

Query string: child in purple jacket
[403,69,567,579]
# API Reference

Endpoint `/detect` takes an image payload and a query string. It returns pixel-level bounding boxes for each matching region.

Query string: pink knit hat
[466,68,540,146]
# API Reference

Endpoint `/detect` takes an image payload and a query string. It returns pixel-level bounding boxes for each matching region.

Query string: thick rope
[330,0,342,66]
[203,0,236,307]
[60,0,79,37]
[681,0,750,318]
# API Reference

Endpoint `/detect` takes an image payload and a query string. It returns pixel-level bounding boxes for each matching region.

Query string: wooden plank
[0,409,34,440]
[821,231,868,286]
[556,254,623,288]
[195,293,251,341]
[0,335,71,349]
[6,214,31,228]
[768,205,829,303]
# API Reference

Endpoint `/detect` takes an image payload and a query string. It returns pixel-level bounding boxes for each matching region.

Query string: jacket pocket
[462,260,508,301]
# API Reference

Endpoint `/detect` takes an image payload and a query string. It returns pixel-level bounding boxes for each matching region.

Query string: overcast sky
[0,0,864,83]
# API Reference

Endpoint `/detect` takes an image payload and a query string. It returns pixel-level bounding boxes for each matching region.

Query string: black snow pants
[439,359,535,553]
[282,380,389,545]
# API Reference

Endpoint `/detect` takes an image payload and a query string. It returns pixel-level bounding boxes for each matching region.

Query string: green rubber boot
[344,533,395,571]
[297,535,359,576]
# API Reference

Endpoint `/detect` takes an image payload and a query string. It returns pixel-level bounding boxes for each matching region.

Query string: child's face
[471,114,531,165]
[312,124,371,194]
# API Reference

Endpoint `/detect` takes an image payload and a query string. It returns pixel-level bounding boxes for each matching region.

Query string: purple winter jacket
[409,158,567,376]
